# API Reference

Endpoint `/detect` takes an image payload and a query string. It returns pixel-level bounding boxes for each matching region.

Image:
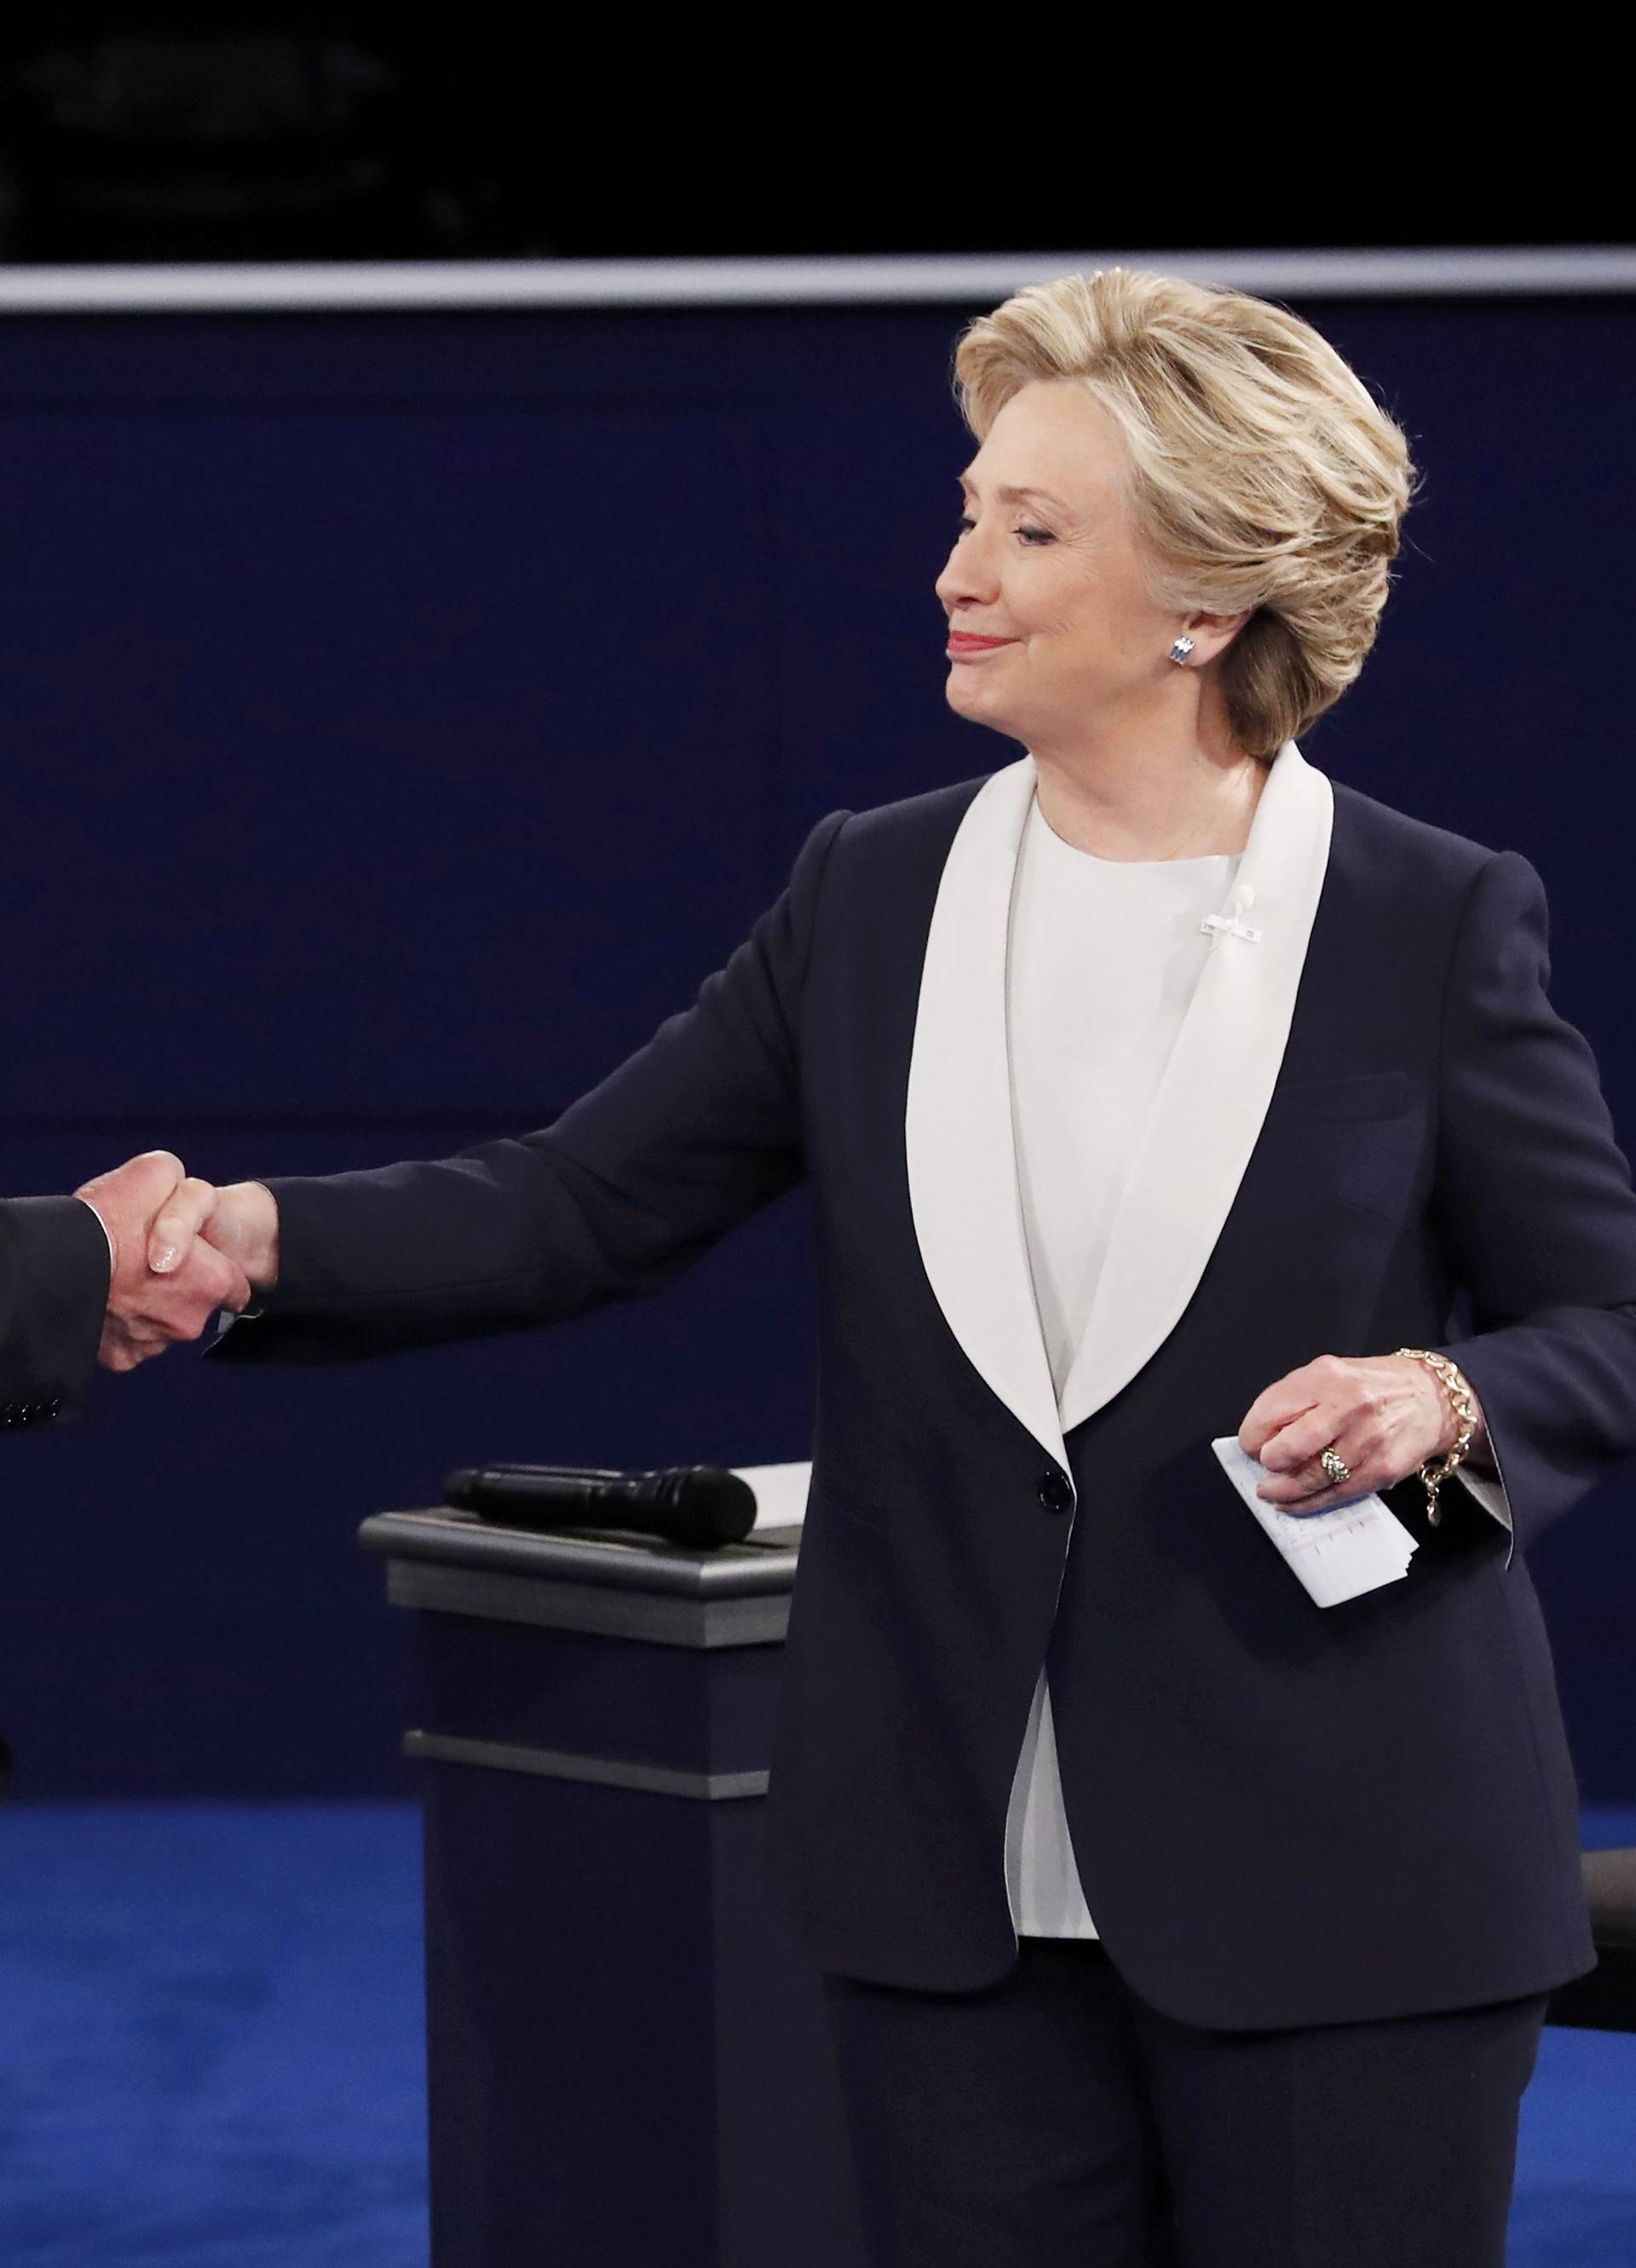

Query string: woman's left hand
[1238,1352,1488,1513]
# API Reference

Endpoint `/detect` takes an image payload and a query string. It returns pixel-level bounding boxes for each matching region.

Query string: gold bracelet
[1391,1347,1478,1526]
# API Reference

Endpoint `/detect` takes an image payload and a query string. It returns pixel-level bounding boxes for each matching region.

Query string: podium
[359,1498,869,2268]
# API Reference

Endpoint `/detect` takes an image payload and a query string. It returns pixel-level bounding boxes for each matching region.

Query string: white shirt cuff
[77,1195,117,1280]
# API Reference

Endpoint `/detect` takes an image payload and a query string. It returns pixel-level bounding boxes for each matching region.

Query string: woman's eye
[954,514,1053,544]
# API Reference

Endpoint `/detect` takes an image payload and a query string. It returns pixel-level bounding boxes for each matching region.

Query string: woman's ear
[1180,606,1258,667]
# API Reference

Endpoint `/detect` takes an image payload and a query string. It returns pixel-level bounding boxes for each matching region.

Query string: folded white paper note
[729,1460,812,1531]
[1211,1436,1417,1606]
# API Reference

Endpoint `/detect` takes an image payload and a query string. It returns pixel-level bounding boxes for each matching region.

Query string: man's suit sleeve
[0,1194,112,1424]
[210,808,853,1365]
[1429,849,1636,1564]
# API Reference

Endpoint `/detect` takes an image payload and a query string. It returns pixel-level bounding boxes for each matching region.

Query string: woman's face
[935,377,1205,753]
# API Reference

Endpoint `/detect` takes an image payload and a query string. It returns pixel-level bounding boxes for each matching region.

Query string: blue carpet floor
[0,1804,427,2267]
[0,1802,1633,2265]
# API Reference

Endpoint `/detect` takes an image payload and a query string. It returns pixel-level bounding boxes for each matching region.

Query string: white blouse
[1003,788,1244,1938]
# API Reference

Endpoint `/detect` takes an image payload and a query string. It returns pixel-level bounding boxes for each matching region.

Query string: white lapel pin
[1201,881,1262,945]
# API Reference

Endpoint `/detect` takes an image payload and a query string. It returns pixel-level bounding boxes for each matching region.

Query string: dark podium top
[360,1506,804,1649]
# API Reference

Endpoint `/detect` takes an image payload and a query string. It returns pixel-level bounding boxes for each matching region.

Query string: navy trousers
[821,1938,1548,2267]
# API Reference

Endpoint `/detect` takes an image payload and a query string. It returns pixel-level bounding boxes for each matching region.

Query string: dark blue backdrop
[0,294,1630,1798]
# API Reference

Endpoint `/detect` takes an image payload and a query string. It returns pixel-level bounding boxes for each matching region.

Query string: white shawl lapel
[903,739,1334,1478]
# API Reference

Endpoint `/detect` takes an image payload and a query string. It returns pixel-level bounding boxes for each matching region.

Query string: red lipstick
[947,632,1018,658]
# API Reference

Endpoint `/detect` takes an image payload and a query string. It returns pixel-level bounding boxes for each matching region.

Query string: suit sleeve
[209,808,852,1365]
[0,1194,112,1421]
[1429,849,1636,1564]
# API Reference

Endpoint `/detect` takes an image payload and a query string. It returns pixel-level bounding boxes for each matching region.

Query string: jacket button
[1037,1469,1074,1513]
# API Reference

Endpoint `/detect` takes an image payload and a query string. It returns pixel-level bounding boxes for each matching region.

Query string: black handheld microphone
[443,1462,758,1549]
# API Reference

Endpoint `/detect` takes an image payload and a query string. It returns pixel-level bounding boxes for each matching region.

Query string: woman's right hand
[148,1178,280,1292]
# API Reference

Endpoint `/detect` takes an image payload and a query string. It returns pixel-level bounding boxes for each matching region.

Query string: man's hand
[1239,1351,1493,1515]
[148,1178,279,1294]
[74,1151,253,1373]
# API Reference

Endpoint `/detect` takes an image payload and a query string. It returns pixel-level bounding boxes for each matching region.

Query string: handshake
[74,1151,282,1374]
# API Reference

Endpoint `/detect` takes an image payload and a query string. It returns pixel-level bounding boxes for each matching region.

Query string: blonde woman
[149,271,1636,2265]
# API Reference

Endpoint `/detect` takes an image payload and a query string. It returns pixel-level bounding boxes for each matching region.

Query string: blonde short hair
[952,270,1418,759]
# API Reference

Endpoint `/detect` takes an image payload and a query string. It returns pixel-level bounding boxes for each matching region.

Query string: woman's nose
[936,538,997,612]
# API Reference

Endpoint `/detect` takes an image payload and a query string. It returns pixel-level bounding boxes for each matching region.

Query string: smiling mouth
[947,632,1017,655]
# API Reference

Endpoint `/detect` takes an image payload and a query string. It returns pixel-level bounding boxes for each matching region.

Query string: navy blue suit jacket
[0,1196,107,1427]
[213,762,1636,2029]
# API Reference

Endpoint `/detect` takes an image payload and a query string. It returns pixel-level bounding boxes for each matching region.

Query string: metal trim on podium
[365,1505,799,1649]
